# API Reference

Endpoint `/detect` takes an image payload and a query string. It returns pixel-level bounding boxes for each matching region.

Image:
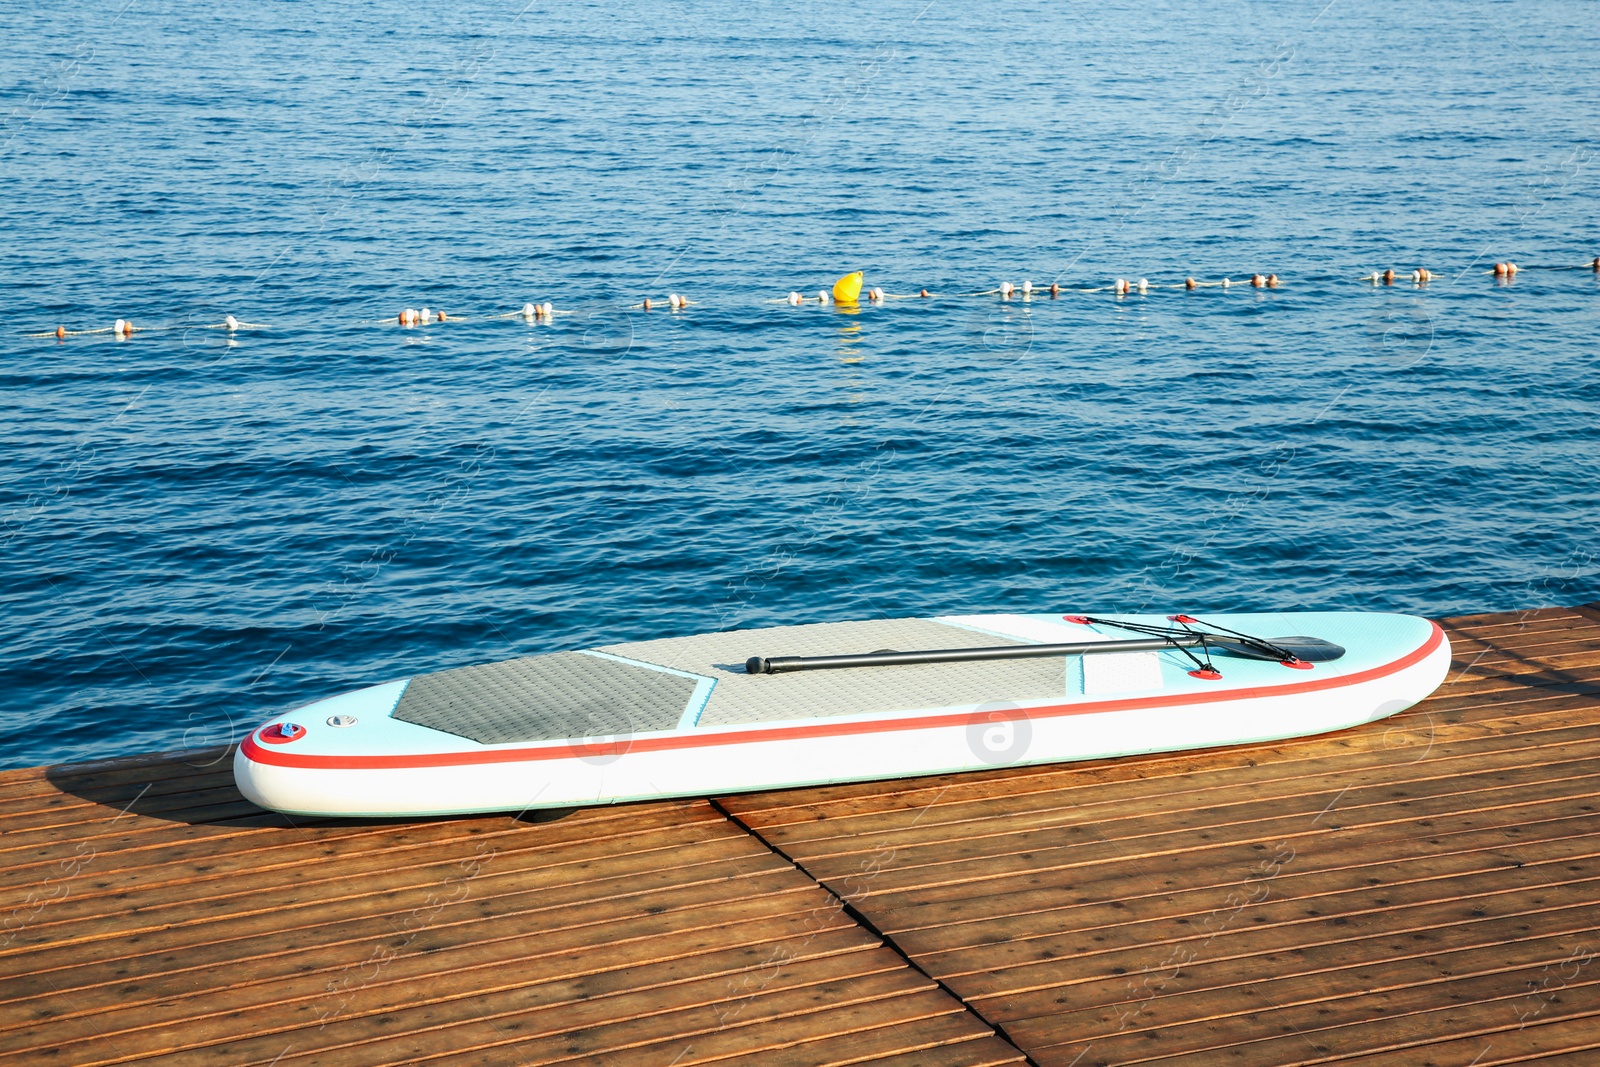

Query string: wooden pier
[4,604,1599,1066]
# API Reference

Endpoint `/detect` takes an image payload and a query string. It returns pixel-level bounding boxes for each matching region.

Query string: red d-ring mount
[259,722,307,745]
[1062,615,1091,625]
[1281,658,1314,670]
[1168,615,1198,624]
[1188,668,1223,681]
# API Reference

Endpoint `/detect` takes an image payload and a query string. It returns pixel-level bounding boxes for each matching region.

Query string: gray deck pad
[602,618,1069,728]
[392,651,698,745]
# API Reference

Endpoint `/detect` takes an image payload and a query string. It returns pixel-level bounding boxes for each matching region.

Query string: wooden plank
[866,817,1600,935]
[969,901,1600,1036]
[23,932,906,1066]
[0,798,718,889]
[1003,927,1597,1047]
[0,818,753,958]
[164,975,961,1067]
[1024,979,1600,1062]
[930,870,1600,994]
[1,908,874,1043]
[0,845,802,1025]
[2,859,823,1004]
[769,766,1600,897]
[1323,1022,1600,1067]
[889,827,1600,961]
[732,721,1600,853]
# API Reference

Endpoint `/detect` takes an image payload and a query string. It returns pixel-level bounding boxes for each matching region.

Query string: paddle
[744,617,1345,676]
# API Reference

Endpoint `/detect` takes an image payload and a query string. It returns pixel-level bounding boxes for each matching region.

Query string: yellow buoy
[831,271,864,305]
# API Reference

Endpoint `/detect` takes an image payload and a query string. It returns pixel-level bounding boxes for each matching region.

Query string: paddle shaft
[746,635,1211,675]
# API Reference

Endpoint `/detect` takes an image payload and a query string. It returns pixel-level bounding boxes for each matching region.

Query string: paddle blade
[1214,636,1347,662]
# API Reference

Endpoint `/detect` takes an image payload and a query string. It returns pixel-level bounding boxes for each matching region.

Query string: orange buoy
[437,311,448,322]
[1493,262,1507,277]
[1505,262,1518,275]
[1185,277,1196,290]
[1382,269,1394,285]
[1251,274,1265,288]
[55,326,65,340]
[919,289,930,298]
[642,298,652,310]
[1267,274,1279,288]
[1049,282,1059,297]
[1591,256,1600,271]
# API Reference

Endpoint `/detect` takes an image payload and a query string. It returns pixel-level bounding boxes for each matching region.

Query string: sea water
[2,0,1597,768]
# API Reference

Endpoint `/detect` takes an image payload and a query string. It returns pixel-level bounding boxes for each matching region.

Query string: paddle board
[234,610,1449,817]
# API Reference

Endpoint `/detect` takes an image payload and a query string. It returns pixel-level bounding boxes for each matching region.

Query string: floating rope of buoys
[25,315,264,340]
[23,256,1600,341]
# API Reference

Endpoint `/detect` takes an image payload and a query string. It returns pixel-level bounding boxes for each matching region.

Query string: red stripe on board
[241,621,1445,771]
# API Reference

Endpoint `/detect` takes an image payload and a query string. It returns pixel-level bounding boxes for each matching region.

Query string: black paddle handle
[745,635,1206,675]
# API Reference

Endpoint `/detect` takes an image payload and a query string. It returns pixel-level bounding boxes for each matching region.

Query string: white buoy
[542,301,554,318]
[788,291,802,306]
[1000,281,1014,298]
[818,291,831,306]
[419,307,433,324]
[522,303,537,319]
[1021,280,1033,295]
[1221,278,1232,289]
[1113,279,1126,295]
[1137,278,1149,293]
[113,318,127,337]
[224,314,239,332]
[868,287,884,301]
[667,293,681,309]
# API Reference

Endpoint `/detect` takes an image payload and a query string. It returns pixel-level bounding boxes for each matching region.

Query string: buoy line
[24,258,1598,341]
[24,315,269,340]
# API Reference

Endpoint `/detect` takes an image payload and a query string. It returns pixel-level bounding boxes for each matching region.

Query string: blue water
[2,0,1597,770]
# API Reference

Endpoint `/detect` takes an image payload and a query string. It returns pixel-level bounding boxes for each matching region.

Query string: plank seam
[711,796,1041,1067]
